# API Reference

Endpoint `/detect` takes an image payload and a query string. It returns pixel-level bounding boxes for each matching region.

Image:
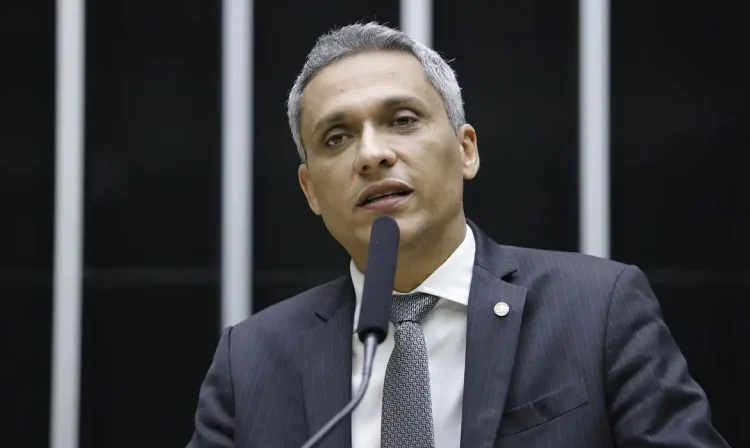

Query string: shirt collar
[351,223,476,328]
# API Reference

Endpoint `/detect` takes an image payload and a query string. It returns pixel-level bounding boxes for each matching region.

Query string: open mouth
[360,190,411,206]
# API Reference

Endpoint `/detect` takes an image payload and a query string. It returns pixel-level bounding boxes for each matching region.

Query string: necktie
[381,292,440,448]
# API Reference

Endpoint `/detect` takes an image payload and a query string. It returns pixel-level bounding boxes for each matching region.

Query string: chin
[349,212,432,248]
[388,214,429,248]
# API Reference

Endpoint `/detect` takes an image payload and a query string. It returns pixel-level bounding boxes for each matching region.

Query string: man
[188,22,728,447]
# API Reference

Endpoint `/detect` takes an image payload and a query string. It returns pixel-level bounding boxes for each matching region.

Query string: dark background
[1,0,747,446]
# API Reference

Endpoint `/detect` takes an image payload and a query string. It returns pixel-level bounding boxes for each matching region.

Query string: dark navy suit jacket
[188,221,729,447]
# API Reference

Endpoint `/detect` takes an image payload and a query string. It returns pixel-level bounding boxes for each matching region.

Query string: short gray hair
[286,22,465,163]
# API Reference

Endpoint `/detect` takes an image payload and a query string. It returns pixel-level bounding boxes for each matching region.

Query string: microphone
[300,216,400,448]
[356,216,400,344]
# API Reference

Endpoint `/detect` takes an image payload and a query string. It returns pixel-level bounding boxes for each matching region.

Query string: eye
[325,133,350,147]
[392,115,418,127]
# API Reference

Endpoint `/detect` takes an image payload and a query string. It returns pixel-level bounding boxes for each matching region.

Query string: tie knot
[390,292,440,326]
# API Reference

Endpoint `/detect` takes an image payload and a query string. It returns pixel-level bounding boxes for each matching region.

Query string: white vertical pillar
[221,0,253,328]
[51,0,85,446]
[579,0,610,258]
[401,0,433,47]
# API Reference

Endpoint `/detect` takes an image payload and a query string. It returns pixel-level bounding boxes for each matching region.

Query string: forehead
[300,51,443,130]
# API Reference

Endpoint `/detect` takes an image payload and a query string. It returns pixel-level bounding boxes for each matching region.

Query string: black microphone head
[356,216,400,344]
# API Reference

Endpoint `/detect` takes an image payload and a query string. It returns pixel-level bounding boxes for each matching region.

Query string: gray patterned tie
[381,292,440,448]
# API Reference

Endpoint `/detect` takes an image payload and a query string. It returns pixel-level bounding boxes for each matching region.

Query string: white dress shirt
[350,224,475,448]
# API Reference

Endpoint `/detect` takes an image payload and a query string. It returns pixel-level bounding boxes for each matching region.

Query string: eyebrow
[311,94,429,137]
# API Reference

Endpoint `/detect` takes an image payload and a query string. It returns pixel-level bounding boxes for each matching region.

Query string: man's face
[298,50,479,259]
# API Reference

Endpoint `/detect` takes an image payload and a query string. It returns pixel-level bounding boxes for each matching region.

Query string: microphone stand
[299,333,380,448]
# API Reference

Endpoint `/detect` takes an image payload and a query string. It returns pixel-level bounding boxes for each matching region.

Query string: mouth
[357,180,415,210]
[359,190,412,206]
[358,190,413,211]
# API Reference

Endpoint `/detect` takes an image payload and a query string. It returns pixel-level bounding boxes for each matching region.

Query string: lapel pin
[494,302,510,317]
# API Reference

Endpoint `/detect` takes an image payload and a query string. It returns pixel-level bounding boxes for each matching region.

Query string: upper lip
[357,179,414,206]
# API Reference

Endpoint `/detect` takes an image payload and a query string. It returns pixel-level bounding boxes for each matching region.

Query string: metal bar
[51,0,85,446]
[221,0,253,328]
[401,0,433,47]
[579,0,610,258]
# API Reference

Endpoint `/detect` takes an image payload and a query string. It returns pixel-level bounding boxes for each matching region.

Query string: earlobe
[463,145,480,179]
[298,164,321,215]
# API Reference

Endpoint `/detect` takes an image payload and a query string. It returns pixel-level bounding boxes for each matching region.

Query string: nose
[355,124,397,174]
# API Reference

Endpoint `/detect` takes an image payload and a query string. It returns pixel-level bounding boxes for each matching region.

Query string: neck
[392,215,467,292]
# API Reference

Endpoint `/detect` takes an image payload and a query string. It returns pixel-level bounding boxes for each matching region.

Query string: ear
[298,163,321,215]
[457,124,480,179]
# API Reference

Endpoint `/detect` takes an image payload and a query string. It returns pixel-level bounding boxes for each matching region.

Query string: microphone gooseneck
[299,334,379,448]
[299,216,400,448]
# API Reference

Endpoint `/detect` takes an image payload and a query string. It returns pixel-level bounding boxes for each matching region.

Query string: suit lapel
[302,279,355,448]
[460,222,527,448]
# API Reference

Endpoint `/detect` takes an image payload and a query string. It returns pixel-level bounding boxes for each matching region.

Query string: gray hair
[286,22,465,163]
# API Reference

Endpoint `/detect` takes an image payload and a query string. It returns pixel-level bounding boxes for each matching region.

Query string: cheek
[430,141,463,179]
[312,171,350,212]
[426,144,464,204]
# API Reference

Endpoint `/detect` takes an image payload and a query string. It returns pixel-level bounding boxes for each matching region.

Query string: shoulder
[495,245,634,315]
[502,245,629,286]
[230,276,351,343]
[471,222,629,289]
